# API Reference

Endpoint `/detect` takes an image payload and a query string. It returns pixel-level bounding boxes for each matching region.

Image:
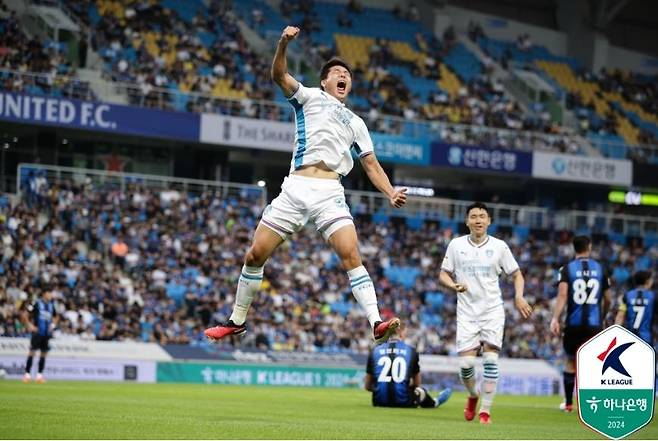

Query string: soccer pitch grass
[1,381,656,439]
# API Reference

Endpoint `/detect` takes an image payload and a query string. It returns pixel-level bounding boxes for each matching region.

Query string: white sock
[347,266,381,327]
[228,265,264,325]
[480,352,499,414]
[459,355,478,397]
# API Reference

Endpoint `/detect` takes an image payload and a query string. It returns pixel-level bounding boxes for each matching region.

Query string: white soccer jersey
[441,235,520,318]
[286,83,374,176]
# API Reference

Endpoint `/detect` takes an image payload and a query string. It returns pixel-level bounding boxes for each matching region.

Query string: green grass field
[1,381,656,439]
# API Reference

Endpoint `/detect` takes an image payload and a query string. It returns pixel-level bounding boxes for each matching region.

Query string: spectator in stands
[467,21,485,43]
[347,0,363,14]
[337,9,353,28]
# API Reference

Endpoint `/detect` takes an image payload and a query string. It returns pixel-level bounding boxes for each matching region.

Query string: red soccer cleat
[204,320,247,341]
[373,317,401,343]
[464,396,479,421]
[559,402,573,413]
[479,411,491,425]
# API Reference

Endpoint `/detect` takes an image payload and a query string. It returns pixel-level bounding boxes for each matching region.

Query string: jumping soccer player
[439,202,532,424]
[205,26,407,343]
[615,270,656,346]
[550,236,611,413]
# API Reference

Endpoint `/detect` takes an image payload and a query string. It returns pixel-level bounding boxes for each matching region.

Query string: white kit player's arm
[500,244,532,318]
[439,241,467,293]
[271,26,300,98]
[357,121,407,208]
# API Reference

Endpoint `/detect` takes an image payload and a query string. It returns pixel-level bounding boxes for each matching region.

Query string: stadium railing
[14,163,658,238]
[347,188,658,237]
[3,68,649,157]
[345,189,551,229]
[16,163,267,207]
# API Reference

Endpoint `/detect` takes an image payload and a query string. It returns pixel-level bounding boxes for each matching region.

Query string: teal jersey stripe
[290,98,306,169]
[240,273,263,281]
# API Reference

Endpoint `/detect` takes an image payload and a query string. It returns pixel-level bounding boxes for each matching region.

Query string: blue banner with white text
[371,133,430,165]
[431,142,533,175]
[0,92,200,141]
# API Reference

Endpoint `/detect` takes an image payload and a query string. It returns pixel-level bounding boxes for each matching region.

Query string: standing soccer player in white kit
[205,26,407,343]
[439,202,533,424]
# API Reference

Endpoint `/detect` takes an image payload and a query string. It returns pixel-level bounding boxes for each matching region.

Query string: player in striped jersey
[365,323,452,408]
[205,26,407,344]
[616,270,656,345]
[21,289,57,383]
[550,236,611,413]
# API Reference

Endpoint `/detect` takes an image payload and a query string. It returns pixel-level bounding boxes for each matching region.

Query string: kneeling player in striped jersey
[365,322,452,408]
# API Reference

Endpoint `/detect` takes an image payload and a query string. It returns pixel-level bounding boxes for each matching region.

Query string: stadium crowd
[0,4,92,100]
[54,0,582,153]
[1,175,655,365]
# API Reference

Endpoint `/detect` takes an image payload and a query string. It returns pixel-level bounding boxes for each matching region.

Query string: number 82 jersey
[559,257,610,328]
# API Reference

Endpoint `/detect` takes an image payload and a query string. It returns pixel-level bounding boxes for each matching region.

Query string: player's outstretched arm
[360,154,407,208]
[271,26,300,97]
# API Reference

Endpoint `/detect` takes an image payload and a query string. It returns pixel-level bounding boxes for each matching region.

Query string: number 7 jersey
[558,258,610,328]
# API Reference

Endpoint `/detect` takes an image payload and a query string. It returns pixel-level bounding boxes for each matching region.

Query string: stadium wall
[444,5,568,56]
[0,337,170,383]
[607,45,658,75]
[0,336,560,394]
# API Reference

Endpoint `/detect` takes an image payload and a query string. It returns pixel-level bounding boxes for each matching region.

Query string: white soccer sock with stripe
[480,352,499,414]
[459,355,478,397]
[229,265,264,325]
[347,266,381,327]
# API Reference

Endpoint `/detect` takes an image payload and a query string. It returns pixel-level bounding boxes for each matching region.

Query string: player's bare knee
[459,355,476,370]
[338,248,362,270]
[244,248,267,267]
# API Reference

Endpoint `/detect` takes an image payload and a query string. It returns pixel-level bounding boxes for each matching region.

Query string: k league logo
[577,325,655,439]
[598,337,634,381]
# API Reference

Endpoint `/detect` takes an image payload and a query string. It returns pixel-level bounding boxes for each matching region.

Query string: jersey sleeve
[352,118,375,159]
[286,82,313,106]
[557,266,568,285]
[500,244,520,275]
[440,241,455,274]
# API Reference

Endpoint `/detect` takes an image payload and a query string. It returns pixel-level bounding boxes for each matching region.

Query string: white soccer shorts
[456,309,505,353]
[260,174,354,241]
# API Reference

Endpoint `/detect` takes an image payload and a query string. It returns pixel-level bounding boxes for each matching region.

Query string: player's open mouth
[337,81,346,93]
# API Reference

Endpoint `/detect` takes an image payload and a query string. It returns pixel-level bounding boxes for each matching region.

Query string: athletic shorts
[563,326,601,356]
[260,174,354,241]
[30,334,51,352]
[456,309,505,353]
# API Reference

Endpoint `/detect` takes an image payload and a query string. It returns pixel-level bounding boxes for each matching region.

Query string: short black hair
[572,235,591,254]
[320,57,352,89]
[465,202,490,218]
[633,270,652,287]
